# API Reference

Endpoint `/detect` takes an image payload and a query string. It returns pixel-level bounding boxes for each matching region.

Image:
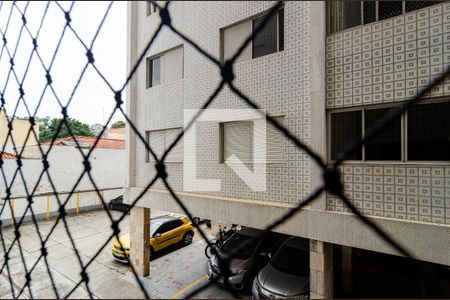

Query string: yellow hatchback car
[112,214,194,262]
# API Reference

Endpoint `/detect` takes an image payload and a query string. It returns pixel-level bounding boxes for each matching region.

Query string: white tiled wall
[326,2,450,108]
[327,164,450,225]
[133,1,314,204]
[325,2,450,225]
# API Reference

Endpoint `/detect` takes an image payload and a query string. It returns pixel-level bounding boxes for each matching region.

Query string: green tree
[39,117,94,142]
[111,120,126,128]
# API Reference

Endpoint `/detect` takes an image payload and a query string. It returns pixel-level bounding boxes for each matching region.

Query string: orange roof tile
[47,136,125,149]
[1,151,24,159]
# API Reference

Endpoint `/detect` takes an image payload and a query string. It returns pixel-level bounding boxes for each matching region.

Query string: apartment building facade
[127,1,450,297]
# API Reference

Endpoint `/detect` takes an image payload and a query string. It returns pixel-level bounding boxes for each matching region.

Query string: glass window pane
[363,1,376,24]
[165,221,177,231]
[156,222,170,234]
[331,111,362,161]
[252,11,278,58]
[173,219,183,228]
[405,1,443,13]
[408,102,450,161]
[151,57,161,86]
[365,108,402,161]
[378,1,403,21]
[343,1,362,29]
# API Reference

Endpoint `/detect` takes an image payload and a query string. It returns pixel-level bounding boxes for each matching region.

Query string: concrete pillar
[310,240,333,299]
[309,0,327,211]
[130,206,150,276]
[126,1,138,188]
[341,246,353,293]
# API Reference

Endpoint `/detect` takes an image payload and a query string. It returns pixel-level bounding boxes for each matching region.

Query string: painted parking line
[170,274,208,299]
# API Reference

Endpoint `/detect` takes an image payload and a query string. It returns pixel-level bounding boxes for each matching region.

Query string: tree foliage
[39,117,94,142]
[111,120,126,128]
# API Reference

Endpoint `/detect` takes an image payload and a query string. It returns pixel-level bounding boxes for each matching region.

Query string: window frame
[220,116,285,164]
[406,100,450,162]
[327,1,444,34]
[251,8,284,59]
[145,45,184,89]
[220,120,254,164]
[146,55,161,89]
[220,5,285,63]
[145,127,184,163]
[327,99,450,165]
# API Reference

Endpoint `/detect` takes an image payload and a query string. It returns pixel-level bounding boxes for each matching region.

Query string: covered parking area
[333,246,450,299]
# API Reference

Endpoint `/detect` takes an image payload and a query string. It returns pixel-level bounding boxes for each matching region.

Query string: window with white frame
[146,46,183,88]
[326,1,445,34]
[222,6,284,63]
[146,128,183,163]
[221,117,285,163]
[329,101,450,162]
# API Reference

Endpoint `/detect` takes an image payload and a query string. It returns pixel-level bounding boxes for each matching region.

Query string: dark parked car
[207,227,286,290]
[252,236,310,299]
[108,195,129,212]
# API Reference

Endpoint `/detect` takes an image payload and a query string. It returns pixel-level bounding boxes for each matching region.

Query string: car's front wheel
[182,232,193,245]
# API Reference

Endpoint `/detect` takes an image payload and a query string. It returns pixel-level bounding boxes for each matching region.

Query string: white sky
[0,1,127,126]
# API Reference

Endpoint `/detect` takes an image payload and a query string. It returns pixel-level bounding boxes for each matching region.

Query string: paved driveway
[0,209,235,299]
[123,238,235,299]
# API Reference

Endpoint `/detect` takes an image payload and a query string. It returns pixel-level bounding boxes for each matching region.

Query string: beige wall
[107,130,125,140]
[0,110,40,147]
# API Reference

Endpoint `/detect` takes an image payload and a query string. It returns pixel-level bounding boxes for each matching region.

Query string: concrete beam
[126,187,450,267]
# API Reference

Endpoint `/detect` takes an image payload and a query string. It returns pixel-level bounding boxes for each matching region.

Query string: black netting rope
[0,0,448,299]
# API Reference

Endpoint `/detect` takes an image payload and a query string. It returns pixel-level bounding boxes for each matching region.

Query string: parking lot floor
[123,238,236,299]
[0,209,238,299]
